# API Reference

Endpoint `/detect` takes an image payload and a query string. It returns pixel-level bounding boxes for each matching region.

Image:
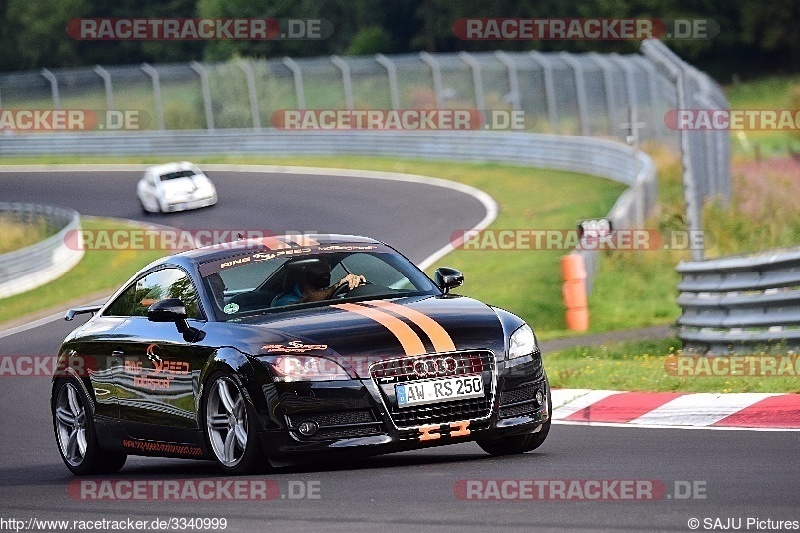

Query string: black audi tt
[52,234,550,475]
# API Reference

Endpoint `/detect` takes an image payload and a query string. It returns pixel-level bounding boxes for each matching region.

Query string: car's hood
[215,295,506,378]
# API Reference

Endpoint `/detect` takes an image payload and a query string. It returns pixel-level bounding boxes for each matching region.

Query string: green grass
[0,215,54,253]
[546,337,800,393]
[724,74,800,157]
[0,217,164,323]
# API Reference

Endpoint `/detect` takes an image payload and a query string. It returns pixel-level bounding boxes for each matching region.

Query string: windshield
[198,244,439,321]
[160,169,199,181]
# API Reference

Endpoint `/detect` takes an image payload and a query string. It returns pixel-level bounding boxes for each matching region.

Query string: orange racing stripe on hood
[363,300,456,353]
[333,303,425,356]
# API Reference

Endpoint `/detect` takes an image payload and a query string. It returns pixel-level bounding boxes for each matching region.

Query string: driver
[272,258,366,307]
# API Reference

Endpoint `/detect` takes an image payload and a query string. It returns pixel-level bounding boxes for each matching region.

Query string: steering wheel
[330,279,369,299]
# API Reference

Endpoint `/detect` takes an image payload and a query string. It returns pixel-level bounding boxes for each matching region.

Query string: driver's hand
[338,274,366,290]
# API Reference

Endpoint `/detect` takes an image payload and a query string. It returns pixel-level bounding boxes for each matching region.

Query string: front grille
[286,409,385,441]
[499,402,538,419]
[390,396,492,427]
[371,351,496,429]
[371,351,490,384]
[287,409,376,427]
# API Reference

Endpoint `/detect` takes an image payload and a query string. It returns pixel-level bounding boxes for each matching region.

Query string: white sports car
[137,162,217,213]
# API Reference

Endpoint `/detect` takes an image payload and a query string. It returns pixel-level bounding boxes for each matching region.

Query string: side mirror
[147,298,188,322]
[434,267,464,295]
[147,298,204,342]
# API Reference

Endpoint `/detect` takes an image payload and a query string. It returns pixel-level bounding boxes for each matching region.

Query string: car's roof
[146,161,199,175]
[155,234,386,270]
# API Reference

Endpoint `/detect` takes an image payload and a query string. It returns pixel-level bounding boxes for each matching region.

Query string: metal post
[236,60,261,130]
[141,63,164,130]
[559,53,590,136]
[375,54,400,110]
[458,51,485,110]
[93,66,114,111]
[190,61,215,130]
[40,68,60,110]
[610,54,639,139]
[528,52,558,133]
[282,57,305,110]
[632,56,662,141]
[677,66,704,261]
[494,51,521,111]
[419,52,443,108]
[588,53,618,138]
[331,55,354,110]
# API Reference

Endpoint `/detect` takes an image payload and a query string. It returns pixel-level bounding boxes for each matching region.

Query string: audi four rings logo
[413,356,458,378]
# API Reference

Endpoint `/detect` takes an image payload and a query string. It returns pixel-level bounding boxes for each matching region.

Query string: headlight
[508,324,538,359]
[264,355,349,382]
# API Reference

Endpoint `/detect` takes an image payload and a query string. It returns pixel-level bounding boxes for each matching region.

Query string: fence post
[331,55,354,110]
[93,66,114,111]
[40,68,60,110]
[419,52,444,108]
[458,51,485,110]
[375,54,400,109]
[494,51,521,111]
[190,61,215,130]
[282,57,305,110]
[141,63,164,130]
[528,52,558,133]
[559,52,590,136]
[236,60,261,130]
[587,53,619,139]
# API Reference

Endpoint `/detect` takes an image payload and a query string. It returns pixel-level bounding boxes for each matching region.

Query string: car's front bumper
[255,353,549,459]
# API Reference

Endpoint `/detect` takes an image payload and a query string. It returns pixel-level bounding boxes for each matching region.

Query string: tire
[477,389,552,456]
[52,378,127,475]
[202,372,266,474]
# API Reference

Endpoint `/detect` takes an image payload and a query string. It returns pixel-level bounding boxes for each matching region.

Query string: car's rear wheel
[203,372,265,474]
[52,378,127,475]
[477,389,551,456]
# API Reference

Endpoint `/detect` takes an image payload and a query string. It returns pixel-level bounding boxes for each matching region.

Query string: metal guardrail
[0,203,84,298]
[676,248,800,354]
[0,129,655,295]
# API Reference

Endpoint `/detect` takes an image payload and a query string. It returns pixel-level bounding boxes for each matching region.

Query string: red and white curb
[551,389,800,430]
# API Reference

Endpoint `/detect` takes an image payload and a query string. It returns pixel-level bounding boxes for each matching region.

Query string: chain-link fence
[0,41,729,252]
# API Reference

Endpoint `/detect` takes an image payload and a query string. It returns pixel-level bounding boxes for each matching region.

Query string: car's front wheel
[202,372,265,474]
[477,389,551,456]
[52,378,127,475]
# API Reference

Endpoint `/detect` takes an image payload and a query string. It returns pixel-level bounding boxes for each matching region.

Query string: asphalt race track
[0,169,798,532]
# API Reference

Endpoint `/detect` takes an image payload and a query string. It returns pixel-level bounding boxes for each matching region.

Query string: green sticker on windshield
[223,303,239,314]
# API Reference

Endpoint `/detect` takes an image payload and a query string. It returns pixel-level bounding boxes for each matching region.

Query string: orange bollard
[560,254,588,331]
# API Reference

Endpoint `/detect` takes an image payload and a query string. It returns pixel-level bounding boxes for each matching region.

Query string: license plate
[396,375,484,408]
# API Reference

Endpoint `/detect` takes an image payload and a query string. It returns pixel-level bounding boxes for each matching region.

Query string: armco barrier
[0,203,84,298]
[0,129,656,294]
[676,248,800,354]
